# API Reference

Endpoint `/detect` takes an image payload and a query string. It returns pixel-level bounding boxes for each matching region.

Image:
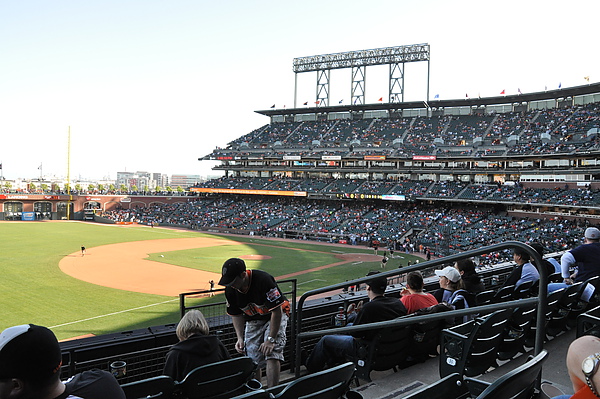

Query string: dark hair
[529,242,545,257]
[456,259,477,275]
[513,247,531,261]
[406,271,424,291]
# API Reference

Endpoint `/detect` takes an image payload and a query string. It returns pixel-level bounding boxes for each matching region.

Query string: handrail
[294,241,548,376]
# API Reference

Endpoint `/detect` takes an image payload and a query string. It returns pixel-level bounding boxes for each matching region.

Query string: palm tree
[109,184,116,193]
[3,181,11,192]
[98,184,105,193]
[88,184,95,193]
[41,183,49,193]
[119,184,127,193]
[74,184,82,193]
[155,186,162,194]
[165,186,173,194]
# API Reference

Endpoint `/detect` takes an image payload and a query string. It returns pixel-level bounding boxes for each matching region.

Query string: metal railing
[294,241,548,376]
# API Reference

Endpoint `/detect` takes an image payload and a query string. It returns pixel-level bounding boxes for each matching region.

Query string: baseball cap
[0,324,62,381]
[365,271,388,292]
[435,266,461,283]
[219,258,246,286]
[585,227,600,240]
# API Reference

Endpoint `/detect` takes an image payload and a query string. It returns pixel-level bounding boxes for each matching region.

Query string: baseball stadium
[2,43,600,398]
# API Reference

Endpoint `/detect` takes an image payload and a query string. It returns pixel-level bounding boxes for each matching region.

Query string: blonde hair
[176,309,210,341]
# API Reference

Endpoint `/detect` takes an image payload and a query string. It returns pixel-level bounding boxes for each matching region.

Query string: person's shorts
[244,314,288,368]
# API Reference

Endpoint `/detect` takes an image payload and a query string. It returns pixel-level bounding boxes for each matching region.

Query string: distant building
[171,174,201,188]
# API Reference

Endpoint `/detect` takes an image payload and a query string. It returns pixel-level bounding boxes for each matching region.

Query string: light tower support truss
[351,66,366,106]
[293,43,430,107]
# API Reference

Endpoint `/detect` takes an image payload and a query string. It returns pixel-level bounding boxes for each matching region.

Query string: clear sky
[1,0,598,181]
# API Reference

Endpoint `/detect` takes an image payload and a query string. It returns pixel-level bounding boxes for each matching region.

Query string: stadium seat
[121,375,175,399]
[404,350,548,399]
[440,308,512,378]
[266,362,355,399]
[177,356,257,399]
[352,320,412,382]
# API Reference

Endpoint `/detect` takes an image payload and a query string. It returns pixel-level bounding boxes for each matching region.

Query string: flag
[378,97,383,102]
[315,100,320,105]
[584,76,590,82]
[270,104,275,108]
[465,93,468,98]
[500,89,505,95]
[518,88,522,95]
[339,99,343,104]
[558,82,562,89]
[434,94,439,99]
[303,101,308,106]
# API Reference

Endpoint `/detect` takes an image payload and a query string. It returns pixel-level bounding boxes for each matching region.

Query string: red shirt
[401,292,438,314]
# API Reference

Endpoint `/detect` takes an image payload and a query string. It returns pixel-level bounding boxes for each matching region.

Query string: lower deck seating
[405,349,548,399]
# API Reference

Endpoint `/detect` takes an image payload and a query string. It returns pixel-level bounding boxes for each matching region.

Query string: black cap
[0,324,62,381]
[219,258,246,286]
[365,271,387,292]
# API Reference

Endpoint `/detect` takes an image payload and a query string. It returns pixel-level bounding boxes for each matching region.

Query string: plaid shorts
[244,314,288,369]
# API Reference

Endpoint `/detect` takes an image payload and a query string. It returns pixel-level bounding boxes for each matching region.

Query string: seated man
[0,324,126,399]
[400,271,438,314]
[305,272,407,373]
[502,247,540,290]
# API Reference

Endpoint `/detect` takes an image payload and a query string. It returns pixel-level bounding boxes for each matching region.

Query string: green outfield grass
[0,222,421,340]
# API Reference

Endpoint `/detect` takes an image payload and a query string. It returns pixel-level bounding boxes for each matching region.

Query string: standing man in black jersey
[219,258,289,388]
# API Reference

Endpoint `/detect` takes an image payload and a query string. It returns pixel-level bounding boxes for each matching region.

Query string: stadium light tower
[293,43,430,108]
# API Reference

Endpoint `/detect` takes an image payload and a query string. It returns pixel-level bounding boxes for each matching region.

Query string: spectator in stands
[549,335,600,399]
[549,227,600,300]
[529,242,559,276]
[0,323,125,399]
[219,258,289,388]
[434,266,474,324]
[455,258,485,295]
[400,271,438,313]
[502,247,540,290]
[163,309,230,381]
[305,272,407,373]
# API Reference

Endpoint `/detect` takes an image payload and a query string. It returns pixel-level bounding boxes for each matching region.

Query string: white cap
[435,266,461,283]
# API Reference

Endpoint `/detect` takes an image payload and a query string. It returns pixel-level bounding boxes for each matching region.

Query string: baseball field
[0,221,421,340]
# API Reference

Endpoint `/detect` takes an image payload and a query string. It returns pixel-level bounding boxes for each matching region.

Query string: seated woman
[163,309,230,381]
[400,271,438,314]
[434,266,475,325]
[455,258,485,296]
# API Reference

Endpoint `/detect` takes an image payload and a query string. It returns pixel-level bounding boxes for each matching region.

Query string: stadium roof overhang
[255,82,600,117]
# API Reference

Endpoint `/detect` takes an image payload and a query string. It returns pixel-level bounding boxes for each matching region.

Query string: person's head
[435,266,461,291]
[585,227,600,243]
[365,271,387,297]
[455,259,477,276]
[406,271,424,292]
[0,324,63,398]
[529,242,545,258]
[176,310,210,341]
[218,258,249,293]
[513,248,530,265]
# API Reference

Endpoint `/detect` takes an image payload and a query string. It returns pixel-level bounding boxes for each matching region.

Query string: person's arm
[566,335,600,394]
[560,251,576,284]
[502,267,520,288]
[259,305,282,356]
[231,314,246,354]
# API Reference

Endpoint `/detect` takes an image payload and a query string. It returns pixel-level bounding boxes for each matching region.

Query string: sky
[1,0,599,181]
